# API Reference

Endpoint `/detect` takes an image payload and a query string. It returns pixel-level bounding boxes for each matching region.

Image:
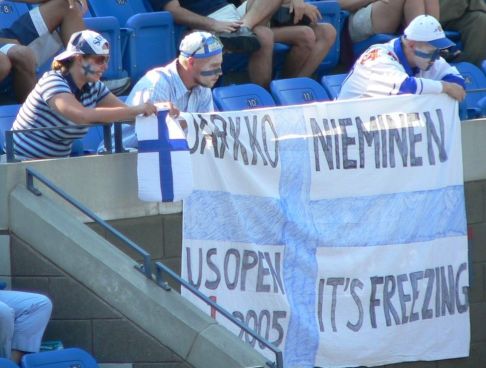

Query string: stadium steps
[7,183,267,368]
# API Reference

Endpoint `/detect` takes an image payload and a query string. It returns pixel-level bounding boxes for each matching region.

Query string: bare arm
[48,93,157,125]
[164,0,242,33]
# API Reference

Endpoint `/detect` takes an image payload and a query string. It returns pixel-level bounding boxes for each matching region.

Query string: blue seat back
[321,73,347,99]
[21,348,98,368]
[0,1,29,27]
[213,84,276,111]
[88,0,149,25]
[307,1,341,75]
[124,12,176,83]
[0,358,19,368]
[453,62,486,119]
[0,104,21,154]
[270,77,330,105]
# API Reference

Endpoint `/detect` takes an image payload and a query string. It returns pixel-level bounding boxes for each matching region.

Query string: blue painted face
[414,48,440,62]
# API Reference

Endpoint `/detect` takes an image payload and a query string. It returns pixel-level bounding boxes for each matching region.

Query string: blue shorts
[0,7,44,51]
[0,7,62,66]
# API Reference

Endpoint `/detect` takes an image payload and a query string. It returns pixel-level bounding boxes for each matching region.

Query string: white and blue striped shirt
[101,59,214,151]
[12,70,110,158]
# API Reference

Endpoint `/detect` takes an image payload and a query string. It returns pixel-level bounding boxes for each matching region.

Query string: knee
[36,295,53,321]
[0,303,15,336]
[8,46,36,73]
[253,26,274,49]
[0,53,12,81]
[45,0,85,19]
[298,26,317,49]
[316,23,337,44]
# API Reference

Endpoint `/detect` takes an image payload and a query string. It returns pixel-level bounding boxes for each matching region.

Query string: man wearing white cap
[338,15,465,101]
[99,31,223,151]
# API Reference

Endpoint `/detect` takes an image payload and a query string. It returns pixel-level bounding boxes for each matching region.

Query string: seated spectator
[271,0,337,78]
[438,0,486,66]
[0,290,52,364]
[99,31,223,151]
[0,0,87,103]
[338,15,465,101]
[149,0,280,87]
[9,30,157,160]
[339,0,439,43]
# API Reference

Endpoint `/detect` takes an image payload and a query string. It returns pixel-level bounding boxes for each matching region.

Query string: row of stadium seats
[213,62,486,118]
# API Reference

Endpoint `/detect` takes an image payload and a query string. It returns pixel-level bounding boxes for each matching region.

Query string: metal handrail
[24,167,283,368]
[5,122,126,162]
[155,262,284,368]
[25,167,152,278]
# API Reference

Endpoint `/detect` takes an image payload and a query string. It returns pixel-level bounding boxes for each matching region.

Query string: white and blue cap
[54,30,110,61]
[404,15,454,49]
[179,31,223,59]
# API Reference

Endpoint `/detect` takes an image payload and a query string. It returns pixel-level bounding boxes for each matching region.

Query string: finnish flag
[136,109,193,202]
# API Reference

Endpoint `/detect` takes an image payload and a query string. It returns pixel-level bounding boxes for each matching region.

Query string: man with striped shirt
[100,31,223,152]
[338,15,466,101]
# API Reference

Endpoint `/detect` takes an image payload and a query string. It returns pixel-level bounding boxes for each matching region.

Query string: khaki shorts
[348,3,374,43]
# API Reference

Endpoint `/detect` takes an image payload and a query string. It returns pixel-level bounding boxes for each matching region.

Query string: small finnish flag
[136,109,193,202]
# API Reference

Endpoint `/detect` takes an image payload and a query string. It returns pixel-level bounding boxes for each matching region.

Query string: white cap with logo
[54,30,110,61]
[179,31,223,59]
[404,15,454,49]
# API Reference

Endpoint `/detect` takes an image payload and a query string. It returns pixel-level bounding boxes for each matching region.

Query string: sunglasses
[88,55,110,65]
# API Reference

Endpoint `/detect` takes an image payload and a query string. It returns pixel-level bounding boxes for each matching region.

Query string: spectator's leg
[276,23,336,77]
[38,0,85,45]
[403,0,439,25]
[7,46,37,102]
[0,52,12,83]
[444,11,486,66]
[0,300,15,360]
[370,0,407,34]
[248,25,274,88]
[244,0,282,28]
[5,291,53,364]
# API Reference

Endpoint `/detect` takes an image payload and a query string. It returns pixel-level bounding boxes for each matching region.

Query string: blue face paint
[81,61,97,77]
[200,67,222,77]
[414,48,440,62]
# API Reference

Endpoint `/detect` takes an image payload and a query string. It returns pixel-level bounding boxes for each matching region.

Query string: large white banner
[179,94,469,367]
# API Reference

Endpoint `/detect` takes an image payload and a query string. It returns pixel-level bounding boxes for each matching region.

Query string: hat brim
[427,37,455,49]
[53,50,78,62]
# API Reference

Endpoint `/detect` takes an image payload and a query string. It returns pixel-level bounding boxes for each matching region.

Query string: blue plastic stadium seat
[21,348,98,368]
[353,33,395,60]
[270,77,330,105]
[482,59,486,76]
[0,358,19,368]
[88,0,176,84]
[125,12,176,83]
[213,83,276,111]
[320,73,347,99]
[453,62,486,119]
[88,0,149,25]
[0,104,21,154]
